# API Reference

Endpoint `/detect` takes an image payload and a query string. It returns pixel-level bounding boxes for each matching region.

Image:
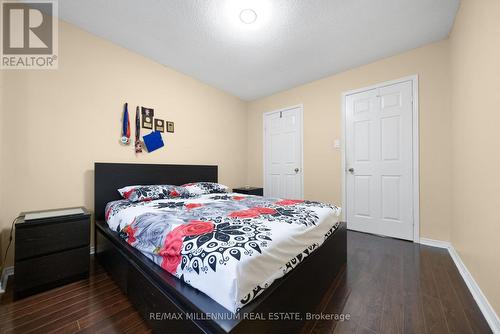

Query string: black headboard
[94,163,218,221]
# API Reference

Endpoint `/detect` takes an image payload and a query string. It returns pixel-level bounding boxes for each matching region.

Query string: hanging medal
[121,103,131,145]
[135,106,142,153]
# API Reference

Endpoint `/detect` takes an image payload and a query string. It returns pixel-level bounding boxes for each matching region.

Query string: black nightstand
[14,207,91,299]
[233,186,264,196]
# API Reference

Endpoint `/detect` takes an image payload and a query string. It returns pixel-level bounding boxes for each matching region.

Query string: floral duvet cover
[105,192,341,313]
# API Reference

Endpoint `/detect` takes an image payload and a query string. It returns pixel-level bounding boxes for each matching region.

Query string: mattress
[105,192,341,313]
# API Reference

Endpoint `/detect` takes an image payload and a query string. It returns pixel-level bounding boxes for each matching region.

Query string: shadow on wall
[0,232,4,267]
[84,169,95,247]
[0,220,14,269]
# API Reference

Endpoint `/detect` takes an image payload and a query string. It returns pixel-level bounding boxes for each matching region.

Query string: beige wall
[247,40,452,241]
[450,0,500,315]
[0,21,248,267]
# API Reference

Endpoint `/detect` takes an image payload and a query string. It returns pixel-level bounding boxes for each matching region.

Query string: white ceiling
[59,0,460,101]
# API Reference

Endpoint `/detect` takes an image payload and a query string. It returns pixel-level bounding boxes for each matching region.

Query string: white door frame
[263,104,304,199]
[341,75,420,243]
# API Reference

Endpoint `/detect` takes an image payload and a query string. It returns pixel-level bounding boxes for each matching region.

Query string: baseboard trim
[419,238,451,249]
[0,246,96,295]
[420,238,500,333]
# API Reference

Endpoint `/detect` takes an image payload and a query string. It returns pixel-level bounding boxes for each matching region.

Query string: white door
[345,80,415,240]
[264,106,303,199]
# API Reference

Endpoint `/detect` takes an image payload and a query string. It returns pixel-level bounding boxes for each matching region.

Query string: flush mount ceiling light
[220,1,272,36]
[239,9,257,24]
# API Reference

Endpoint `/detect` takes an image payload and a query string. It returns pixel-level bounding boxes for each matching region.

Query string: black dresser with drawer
[14,207,91,298]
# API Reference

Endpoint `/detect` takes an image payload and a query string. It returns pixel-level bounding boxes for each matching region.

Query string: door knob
[348,168,354,173]
[294,168,300,173]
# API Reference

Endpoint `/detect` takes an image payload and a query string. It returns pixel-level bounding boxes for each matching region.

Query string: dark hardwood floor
[0,260,150,334]
[0,231,491,334]
[308,231,491,334]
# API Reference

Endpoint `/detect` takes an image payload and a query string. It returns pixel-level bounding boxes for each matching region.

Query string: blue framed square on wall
[143,131,164,152]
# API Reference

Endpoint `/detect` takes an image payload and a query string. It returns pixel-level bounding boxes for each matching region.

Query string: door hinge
[280,111,282,118]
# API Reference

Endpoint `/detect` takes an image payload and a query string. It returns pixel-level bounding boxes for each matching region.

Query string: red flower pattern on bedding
[228,209,261,219]
[160,220,215,274]
[228,207,276,219]
[124,222,138,244]
[275,199,305,206]
[251,207,277,215]
[122,188,136,200]
[182,220,214,236]
[160,233,184,273]
[105,207,112,221]
[232,196,246,201]
[185,203,203,210]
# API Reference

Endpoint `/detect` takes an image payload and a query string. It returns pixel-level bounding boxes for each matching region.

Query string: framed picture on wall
[154,119,165,132]
[166,121,174,133]
[141,107,154,129]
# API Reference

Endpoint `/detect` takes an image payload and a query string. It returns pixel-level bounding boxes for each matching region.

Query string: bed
[94,163,347,333]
